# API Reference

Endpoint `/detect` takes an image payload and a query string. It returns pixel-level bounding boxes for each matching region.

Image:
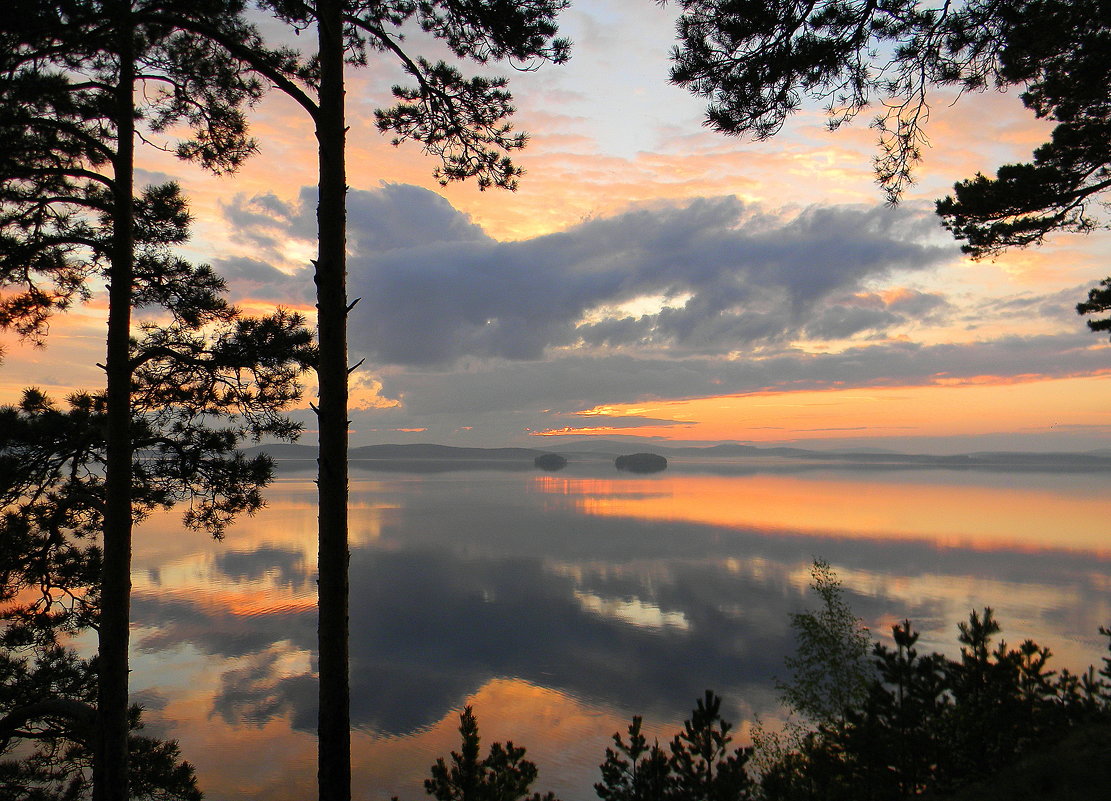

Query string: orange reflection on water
[131,476,400,569]
[143,669,657,801]
[534,472,1111,555]
[133,585,317,619]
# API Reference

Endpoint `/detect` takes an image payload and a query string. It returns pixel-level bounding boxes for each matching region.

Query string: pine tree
[1,5,280,797]
[668,691,753,801]
[419,707,558,801]
[597,693,753,801]
[0,198,313,796]
[160,4,570,795]
[665,0,1111,325]
[595,716,671,801]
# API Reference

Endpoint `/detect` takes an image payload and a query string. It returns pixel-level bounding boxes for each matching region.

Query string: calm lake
[123,457,1111,801]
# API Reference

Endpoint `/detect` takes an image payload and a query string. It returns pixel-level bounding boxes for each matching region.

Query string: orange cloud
[535,373,1111,444]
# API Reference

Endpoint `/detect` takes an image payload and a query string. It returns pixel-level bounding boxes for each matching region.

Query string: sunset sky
[5,0,1111,453]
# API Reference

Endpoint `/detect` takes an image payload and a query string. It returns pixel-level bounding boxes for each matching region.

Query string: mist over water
[125,459,1111,801]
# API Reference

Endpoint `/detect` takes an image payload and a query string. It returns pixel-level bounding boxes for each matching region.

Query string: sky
[4,0,1111,453]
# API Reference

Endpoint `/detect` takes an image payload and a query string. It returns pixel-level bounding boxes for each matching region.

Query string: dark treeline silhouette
[395,693,752,801]
[758,612,1111,800]
[752,562,1111,800]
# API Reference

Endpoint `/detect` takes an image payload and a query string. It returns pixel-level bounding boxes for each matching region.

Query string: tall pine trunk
[94,4,134,800]
[315,0,352,797]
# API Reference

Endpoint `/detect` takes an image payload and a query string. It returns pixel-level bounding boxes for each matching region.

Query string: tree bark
[315,0,352,798]
[95,3,135,800]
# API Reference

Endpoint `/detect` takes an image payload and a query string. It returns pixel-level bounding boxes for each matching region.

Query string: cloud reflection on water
[124,465,1111,800]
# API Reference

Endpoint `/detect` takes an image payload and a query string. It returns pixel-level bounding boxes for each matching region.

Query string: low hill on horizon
[238,441,1111,472]
[239,442,544,461]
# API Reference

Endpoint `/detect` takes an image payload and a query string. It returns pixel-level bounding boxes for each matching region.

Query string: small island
[534,453,568,471]
[614,453,667,473]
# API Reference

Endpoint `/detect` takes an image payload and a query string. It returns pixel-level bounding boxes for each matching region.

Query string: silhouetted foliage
[667,0,1110,219]
[669,691,753,801]
[596,716,670,801]
[2,5,270,797]
[0,643,203,800]
[0,1,263,344]
[0,180,310,801]
[0,276,311,797]
[1077,279,1111,339]
[402,707,558,801]
[667,0,1012,201]
[597,691,754,801]
[0,188,314,634]
[0,274,305,800]
[758,606,1111,800]
[665,0,1111,332]
[933,0,1111,258]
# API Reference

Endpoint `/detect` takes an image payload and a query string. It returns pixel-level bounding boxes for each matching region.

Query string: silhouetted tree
[933,0,1111,257]
[598,692,754,801]
[0,643,203,799]
[1076,279,1111,338]
[668,691,753,801]
[417,706,558,801]
[1,4,268,797]
[758,605,1111,800]
[0,251,312,798]
[160,4,570,796]
[665,0,1111,328]
[596,716,670,801]
[856,621,949,796]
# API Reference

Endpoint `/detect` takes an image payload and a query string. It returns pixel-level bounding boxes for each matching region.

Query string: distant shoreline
[239,441,1111,474]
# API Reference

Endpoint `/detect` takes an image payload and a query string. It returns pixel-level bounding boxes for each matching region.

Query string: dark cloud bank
[215,184,1107,444]
[219,184,953,365]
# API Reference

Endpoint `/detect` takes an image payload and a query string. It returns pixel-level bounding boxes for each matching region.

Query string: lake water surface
[124,458,1111,801]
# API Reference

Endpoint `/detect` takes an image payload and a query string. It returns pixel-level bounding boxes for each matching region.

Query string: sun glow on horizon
[530,372,1111,445]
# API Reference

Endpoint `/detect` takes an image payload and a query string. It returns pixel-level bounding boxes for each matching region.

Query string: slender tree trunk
[315,0,351,797]
[95,4,135,801]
